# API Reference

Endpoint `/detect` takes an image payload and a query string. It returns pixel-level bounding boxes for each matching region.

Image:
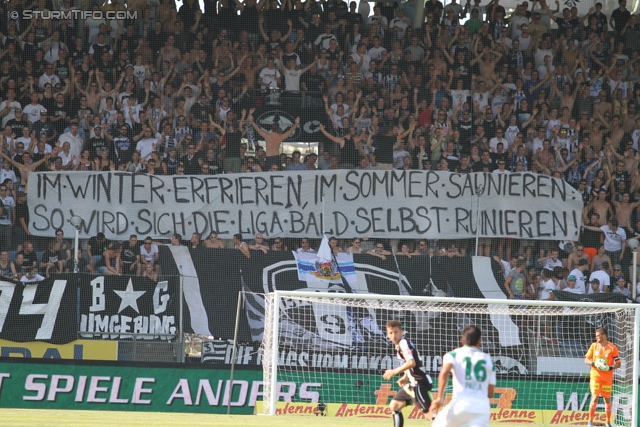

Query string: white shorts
[432,403,490,427]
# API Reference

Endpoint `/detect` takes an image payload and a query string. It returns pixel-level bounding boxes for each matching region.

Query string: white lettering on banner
[110,377,129,403]
[0,280,66,340]
[29,171,582,240]
[87,376,109,403]
[203,340,405,370]
[194,380,223,405]
[75,376,86,402]
[23,374,158,405]
[80,279,175,339]
[20,280,66,340]
[556,391,590,411]
[153,281,170,314]
[0,282,15,332]
[132,378,154,404]
[0,373,10,392]
[47,375,74,401]
[90,277,105,312]
[556,392,633,420]
[79,314,176,339]
[166,379,319,407]
[24,374,47,401]
[300,383,321,402]
[167,379,191,405]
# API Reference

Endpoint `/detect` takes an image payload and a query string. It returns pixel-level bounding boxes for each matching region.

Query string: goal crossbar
[272,290,635,310]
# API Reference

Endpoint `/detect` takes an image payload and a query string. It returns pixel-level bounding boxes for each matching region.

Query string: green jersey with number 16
[443,345,496,413]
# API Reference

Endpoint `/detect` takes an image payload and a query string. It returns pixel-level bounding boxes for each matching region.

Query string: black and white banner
[0,247,633,371]
[78,275,179,340]
[29,171,582,240]
[0,276,76,344]
[0,274,179,345]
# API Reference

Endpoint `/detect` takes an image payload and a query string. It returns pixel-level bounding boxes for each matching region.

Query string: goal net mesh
[261,292,637,426]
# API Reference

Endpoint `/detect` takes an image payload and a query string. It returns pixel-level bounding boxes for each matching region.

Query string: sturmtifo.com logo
[14,10,137,20]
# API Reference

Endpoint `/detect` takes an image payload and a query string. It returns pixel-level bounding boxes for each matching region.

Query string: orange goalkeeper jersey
[586,341,620,384]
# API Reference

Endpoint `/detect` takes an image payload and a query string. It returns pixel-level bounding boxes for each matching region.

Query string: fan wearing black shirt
[50,93,71,135]
[121,234,142,276]
[6,109,29,137]
[180,143,202,175]
[85,126,111,160]
[374,123,416,169]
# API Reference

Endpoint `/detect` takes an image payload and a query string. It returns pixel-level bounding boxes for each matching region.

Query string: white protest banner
[28,170,582,240]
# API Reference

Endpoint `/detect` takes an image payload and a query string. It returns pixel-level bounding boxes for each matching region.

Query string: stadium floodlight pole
[474,184,485,256]
[69,215,82,273]
[227,290,244,415]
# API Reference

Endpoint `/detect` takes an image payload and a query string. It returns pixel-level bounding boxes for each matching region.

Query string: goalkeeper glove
[600,365,610,371]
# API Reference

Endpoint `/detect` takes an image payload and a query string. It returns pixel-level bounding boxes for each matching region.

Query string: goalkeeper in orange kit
[584,327,621,427]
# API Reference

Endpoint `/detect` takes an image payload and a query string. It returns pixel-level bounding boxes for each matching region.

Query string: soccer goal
[260,291,639,426]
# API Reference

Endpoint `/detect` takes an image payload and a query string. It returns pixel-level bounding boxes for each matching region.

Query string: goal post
[261,291,640,426]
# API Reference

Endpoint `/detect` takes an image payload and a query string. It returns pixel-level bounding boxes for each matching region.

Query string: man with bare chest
[248,108,300,170]
[612,192,640,233]
[589,190,613,226]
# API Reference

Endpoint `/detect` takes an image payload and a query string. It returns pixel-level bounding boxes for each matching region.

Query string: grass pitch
[2,408,552,426]
[2,409,432,427]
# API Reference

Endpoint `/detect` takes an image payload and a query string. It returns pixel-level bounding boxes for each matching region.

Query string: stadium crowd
[0,0,638,299]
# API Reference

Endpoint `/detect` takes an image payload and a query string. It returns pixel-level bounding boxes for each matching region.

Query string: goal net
[261,291,639,426]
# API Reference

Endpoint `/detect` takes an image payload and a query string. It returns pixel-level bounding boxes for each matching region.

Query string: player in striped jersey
[383,320,433,427]
[584,327,620,427]
[429,325,496,427]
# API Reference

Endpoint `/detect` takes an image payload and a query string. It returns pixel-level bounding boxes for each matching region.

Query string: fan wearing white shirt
[368,36,387,61]
[259,58,281,89]
[38,64,61,89]
[0,89,21,127]
[368,6,388,38]
[58,141,75,168]
[134,127,159,161]
[22,92,45,125]
[123,97,143,128]
[389,9,410,40]
[14,126,34,152]
[351,43,372,73]
[57,123,84,159]
[538,268,557,301]
[0,162,17,185]
[489,128,509,152]
[492,159,511,174]
[280,55,316,92]
[41,30,68,64]
[568,258,589,294]
[538,249,563,272]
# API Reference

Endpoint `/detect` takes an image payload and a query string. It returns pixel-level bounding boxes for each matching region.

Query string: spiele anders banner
[28,171,582,240]
[0,359,633,419]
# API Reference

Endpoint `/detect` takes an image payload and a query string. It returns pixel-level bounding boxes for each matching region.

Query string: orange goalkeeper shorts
[590,380,612,398]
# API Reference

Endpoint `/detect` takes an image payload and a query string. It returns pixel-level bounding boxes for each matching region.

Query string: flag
[293,236,356,286]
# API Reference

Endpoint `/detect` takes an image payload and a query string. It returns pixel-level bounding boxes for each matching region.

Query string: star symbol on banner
[114,279,146,314]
